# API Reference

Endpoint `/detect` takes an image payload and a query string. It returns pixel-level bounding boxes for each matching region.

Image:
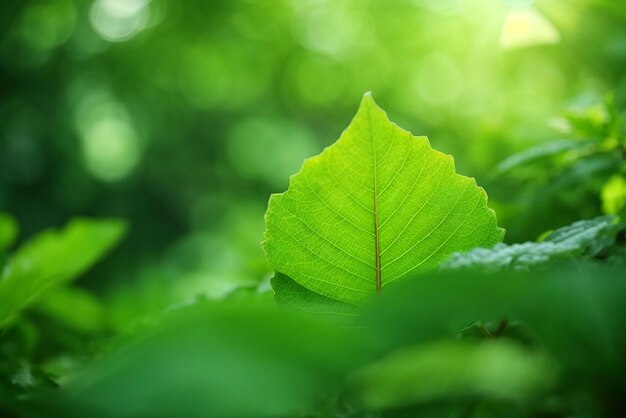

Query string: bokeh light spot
[74,91,143,182]
[82,118,141,182]
[500,6,560,50]
[89,0,150,42]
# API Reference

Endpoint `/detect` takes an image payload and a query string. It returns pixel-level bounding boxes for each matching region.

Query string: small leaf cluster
[495,95,626,240]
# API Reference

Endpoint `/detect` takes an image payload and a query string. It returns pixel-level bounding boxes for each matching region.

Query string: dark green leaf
[60,299,372,418]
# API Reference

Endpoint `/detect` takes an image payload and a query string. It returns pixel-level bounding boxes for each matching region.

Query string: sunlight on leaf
[264,93,503,306]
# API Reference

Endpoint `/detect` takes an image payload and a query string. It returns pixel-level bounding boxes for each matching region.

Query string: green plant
[1,96,625,418]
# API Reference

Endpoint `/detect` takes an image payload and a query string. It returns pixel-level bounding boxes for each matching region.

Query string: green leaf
[350,340,555,410]
[36,286,105,333]
[442,215,625,271]
[361,264,626,382]
[495,139,594,175]
[61,299,372,418]
[0,218,127,328]
[271,273,358,319]
[264,93,503,306]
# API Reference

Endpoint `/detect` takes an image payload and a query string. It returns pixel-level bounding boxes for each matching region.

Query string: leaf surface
[0,218,127,327]
[264,93,503,305]
[271,272,359,319]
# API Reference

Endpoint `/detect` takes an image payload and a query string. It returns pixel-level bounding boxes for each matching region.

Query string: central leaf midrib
[367,104,382,295]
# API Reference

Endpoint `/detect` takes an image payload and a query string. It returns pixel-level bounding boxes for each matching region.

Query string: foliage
[494,95,626,240]
[0,218,126,328]
[6,94,625,418]
[356,264,626,417]
[442,215,626,271]
[2,1,626,418]
[5,261,625,418]
[57,300,372,418]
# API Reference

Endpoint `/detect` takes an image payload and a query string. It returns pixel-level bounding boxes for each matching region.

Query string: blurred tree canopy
[2,0,626,300]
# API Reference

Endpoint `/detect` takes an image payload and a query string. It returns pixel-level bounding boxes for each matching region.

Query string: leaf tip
[360,91,377,108]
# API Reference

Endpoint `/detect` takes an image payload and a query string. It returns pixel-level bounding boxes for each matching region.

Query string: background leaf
[350,340,555,410]
[361,264,626,389]
[495,139,595,175]
[441,216,625,271]
[58,299,372,418]
[354,263,626,417]
[0,219,127,328]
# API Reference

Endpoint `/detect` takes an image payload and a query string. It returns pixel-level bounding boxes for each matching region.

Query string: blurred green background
[1,0,625,316]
